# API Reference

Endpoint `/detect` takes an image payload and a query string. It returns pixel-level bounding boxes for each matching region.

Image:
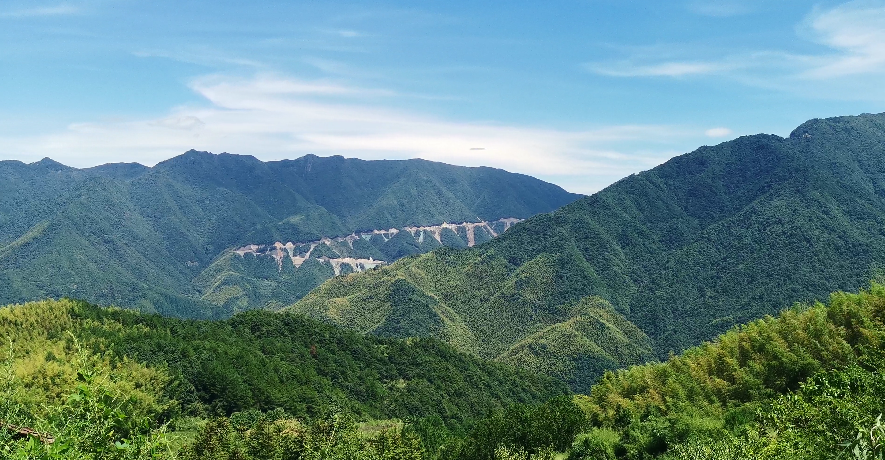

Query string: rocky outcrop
[233,218,522,274]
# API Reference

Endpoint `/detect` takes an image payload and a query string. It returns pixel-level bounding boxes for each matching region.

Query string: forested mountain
[197,218,522,313]
[0,298,565,428]
[0,298,566,458]
[0,151,579,318]
[5,285,885,458]
[291,112,885,389]
[448,283,885,460]
[568,284,885,459]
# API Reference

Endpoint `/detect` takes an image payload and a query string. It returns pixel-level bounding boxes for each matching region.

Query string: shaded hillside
[291,112,885,385]
[0,298,566,430]
[563,283,885,459]
[0,152,579,318]
[447,284,885,460]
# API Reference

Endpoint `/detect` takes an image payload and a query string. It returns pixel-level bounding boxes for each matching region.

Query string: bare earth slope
[0,151,580,318]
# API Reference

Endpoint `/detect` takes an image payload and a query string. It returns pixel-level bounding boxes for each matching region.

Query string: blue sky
[2,0,885,193]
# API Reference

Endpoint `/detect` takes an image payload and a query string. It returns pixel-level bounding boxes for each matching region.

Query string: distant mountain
[289,112,885,389]
[197,218,523,313]
[0,151,580,318]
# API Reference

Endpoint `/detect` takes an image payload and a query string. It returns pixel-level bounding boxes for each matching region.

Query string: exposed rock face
[233,218,522,274]
[0,150,581,320]
[194,218,525,315]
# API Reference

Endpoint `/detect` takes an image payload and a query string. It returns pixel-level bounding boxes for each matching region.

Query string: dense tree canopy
[292,113,885,388]
[0,152,578,318]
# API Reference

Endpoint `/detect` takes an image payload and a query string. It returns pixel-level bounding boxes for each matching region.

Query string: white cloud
[0,74,702,194]
[589,61,736,77]
[1,3,78,18]
[591,1,885,87]
[133,49,265,69]
[802,1,885,78]
[317,28,367,38]
[705,127,733,137]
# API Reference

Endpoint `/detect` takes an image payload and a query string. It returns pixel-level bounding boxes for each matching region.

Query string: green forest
[6,114,885,459]
[291,113,885,389]
[5,283,885,458]
[0,152,578,318]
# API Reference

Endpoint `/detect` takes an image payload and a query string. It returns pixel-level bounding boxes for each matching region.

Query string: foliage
[0,151,579,318]
[844,415,885,460]
[178,413,425,460]
[0,298,573,458]
[292,113,885,384]
[5,285,885,459]
[563,283,885,459]
[1,299,565,433]
[446,396,587,460]
[0,338,174,459]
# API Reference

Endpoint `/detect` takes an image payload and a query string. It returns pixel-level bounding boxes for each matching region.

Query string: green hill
[0,152,579,318]
[292,249,657,391]
[290,112,885,386]
[447,283,885,460]
[5,286,884,458]
[0,298,565,429]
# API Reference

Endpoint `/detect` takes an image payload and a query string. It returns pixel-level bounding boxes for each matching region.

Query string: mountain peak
[30,157,70,171]
[155,150,264,171]
[789,112,885,139]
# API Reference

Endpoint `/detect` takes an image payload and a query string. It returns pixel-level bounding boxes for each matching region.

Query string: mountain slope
[195,218,515,314]
[449,284,885,460]
[0,298,566,437]
[0,151,579,318]
[567,283,885,459]
[290,112,885,386]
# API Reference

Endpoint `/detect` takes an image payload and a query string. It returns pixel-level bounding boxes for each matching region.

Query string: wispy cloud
[705,127,733,137]
[133,48,265,69]
[589,60,738,77]
[334,29,363,38]
[590,1,885,87]
[0,74,703,194]
[1,3,78,18]
[302,56,381,79]
[801,0,885,78]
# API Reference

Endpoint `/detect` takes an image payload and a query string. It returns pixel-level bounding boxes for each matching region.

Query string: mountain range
[5,113,885,459]
[6,113,885,392]
[0,151,580,318]
[289,112,885,391]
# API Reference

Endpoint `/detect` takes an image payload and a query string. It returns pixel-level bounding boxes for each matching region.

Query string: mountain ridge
[0,151,580,318]
[289,112,885,388]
